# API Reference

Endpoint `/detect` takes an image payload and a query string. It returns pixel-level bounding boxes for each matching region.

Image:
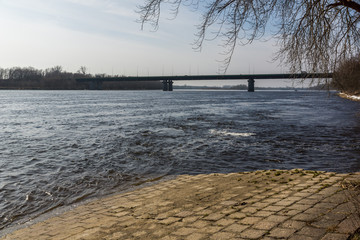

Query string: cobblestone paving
[1,169,360,240]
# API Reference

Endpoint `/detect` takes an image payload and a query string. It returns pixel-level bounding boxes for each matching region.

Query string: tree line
[0,66,162,90]
[333,54,360,95]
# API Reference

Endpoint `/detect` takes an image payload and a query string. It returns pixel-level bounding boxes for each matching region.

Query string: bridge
[76,73,333,92]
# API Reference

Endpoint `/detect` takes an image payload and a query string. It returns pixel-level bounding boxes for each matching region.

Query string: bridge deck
[77,73,332,82]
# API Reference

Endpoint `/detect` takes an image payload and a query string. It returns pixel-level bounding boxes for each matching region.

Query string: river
[0,90,359,231]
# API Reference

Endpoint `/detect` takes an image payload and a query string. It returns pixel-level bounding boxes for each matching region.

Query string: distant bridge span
[77,73,333,92]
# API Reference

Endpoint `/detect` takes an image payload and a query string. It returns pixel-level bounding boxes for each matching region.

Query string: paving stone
[286,196,303,201]
[268,227,296,238]
[297,226,327,237]
[210,232,236,240]
[221,200,238,206]
[287,204,312,211]
[262,198,285,204]
[228,212,246,219]
[198,226,223,234]
[204,213,225,221]
[289,234,321,240]
[313,202,338,209]
[303,206,327,215]
[252,220,279,230]
[161,236,178,240]
[114,211,130,217]
[224,224,249,233]
[336,214,360,234]
[196,209,213,216]
[240,217,263,225]
[310,218,341,229]
[159,217,180,225]
[107,231,126,239]
[176,211,194,218]
[297,199,319,205]
[182,216,200,223]
[265,215,289,223]
[321,193,348,203]
[292,213,317,221]
[280,209,302,216]
[185,233,207,240]
[253,210,273,217]
[239,228,267,239]
[132,231,147,237]
[117,219,137,227]
[321,233,349,240]
[173,227,197,236]
[242,207,258,213]
[152,229,168,237]
[215,218,236,226]
[281,220,306,230]
[332,202,357,214]
[292,192,313,198]
[192,220,209,228]
[274,199,297,206]
[252,202,271,208]
[263,205,285,212]
[317,187,339,196]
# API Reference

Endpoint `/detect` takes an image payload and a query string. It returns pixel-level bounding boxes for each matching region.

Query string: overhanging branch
[328,0,360,13]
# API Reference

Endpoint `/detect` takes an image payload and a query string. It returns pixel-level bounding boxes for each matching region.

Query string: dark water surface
[0,90,359,230]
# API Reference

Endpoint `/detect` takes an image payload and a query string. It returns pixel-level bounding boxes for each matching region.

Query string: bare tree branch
[138,0,360,74]
[328,0,360,12]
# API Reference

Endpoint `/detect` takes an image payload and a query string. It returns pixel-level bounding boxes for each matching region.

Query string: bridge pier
[169,80,173,91]
[248,78,255,92]
[162,80,167,91]
[162,80,173,91]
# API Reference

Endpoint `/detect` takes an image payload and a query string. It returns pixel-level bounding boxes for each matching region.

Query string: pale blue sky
[0,0,299,87]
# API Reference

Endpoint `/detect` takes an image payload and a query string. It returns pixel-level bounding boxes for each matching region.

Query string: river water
[0,90,359,230]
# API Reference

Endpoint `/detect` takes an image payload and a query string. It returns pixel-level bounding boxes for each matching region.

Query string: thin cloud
[0,0,282,81]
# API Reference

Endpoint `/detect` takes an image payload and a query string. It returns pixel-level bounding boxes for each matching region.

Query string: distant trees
[333,54,360,95]
[0,66,162,90]
[0,66,85,89]
[77,66,88,75]
[0,67,43,81]
[139,0,360,75]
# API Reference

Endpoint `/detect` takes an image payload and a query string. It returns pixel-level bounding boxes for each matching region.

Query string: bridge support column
[168,80,173,91]
[248,78,255,92]
[162,80,174,91]
[162,80,168,91]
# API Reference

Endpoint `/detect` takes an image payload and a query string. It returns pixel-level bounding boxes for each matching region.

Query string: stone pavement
[1,169,360,240]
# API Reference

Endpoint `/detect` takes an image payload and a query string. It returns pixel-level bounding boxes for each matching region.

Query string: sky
[0,0,301,87]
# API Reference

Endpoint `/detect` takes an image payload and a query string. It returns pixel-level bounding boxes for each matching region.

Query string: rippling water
[0,90,359,230]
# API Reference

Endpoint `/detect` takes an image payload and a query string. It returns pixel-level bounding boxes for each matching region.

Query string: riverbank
[1,169,360,240]
[338,92,360,101]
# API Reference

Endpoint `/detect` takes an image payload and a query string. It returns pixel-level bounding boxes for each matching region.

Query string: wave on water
[210,129,256,137]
